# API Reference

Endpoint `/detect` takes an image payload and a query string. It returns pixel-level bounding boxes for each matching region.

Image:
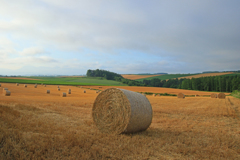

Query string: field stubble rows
[0,83,239,159]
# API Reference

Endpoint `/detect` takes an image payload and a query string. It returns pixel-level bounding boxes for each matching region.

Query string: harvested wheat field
[121,74,162,80]
[0,83,239,159]
[83,85,230,96]
[178,72,233,79]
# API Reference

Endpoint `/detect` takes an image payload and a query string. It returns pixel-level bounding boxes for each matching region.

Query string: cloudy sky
[0,0,240,75]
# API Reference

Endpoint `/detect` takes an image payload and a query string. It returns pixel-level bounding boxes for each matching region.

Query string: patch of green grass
[0,77,127,86]
[231,90,240,99]
[135,74,197,81]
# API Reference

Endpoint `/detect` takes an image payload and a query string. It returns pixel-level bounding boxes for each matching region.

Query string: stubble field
[0,83,239,159]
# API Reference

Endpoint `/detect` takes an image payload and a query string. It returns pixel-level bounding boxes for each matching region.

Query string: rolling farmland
[121,74,162,80]
[0,83,239,159]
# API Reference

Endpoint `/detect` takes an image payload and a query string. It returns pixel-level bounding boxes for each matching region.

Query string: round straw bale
[4,90,11,96]
[96,90,99,93]
[34,85,37,88]
[68,91,71,94]
[218,93,225,99]
[62,92,67,97]
[68,89,71,91]
[211,93,218,98]
[153,94,156,97]
[178,93,185,98]
[83,90,86,93]
[24,84,27,87]
[3,88,8,91]
[44,84,46,87]
[58,88,60,91]
[92,88,153,134]
[46,90,50,94]
[16,83,19,86]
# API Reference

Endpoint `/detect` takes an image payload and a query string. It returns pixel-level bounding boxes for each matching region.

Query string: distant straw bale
[24,84,27,87]
[153,94,156,97]
[16,83,19,86]
[44,85,46,87]
[3,90,11,96]
[92,88,153,134]
[178,93,185,98]
[211,93,218,98]
[46,90,50,94]
[3,88,8,91]
[83,90,86,93]
[58,88,60,91]
[68,90,71,94]
[218,93,226,99]
[62,92,67,97]
[34,85,37,88]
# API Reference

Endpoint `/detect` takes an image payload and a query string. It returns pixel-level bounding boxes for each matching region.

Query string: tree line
[87,69,240,92]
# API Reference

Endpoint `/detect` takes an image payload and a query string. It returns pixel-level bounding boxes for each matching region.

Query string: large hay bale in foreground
[178,93,185,98]
[92,88,153,134]
[211,93,218,98]
[46,90,50,94]
[218,93,226,99]
[4,90,11,96]
[61,92,67,97]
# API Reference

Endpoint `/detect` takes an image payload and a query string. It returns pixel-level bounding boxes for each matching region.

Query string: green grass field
[135,74,197,81]
[0,77,127,86]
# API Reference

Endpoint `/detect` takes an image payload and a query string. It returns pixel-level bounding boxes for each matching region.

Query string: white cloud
[19,47,46,56]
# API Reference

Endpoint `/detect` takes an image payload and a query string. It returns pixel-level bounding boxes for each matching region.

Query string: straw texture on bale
[3,88,8,91]
[62,92,67,97]
[4,90,11,96]
[218,93,226,99]
[211,93,218,98]
[46,90,50,94]
[92,88,153,134]
[178,93,185,98]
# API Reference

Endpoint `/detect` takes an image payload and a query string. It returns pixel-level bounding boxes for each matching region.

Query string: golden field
[0,83,239,159]
[121,74,162,80]
[178,72,233,79]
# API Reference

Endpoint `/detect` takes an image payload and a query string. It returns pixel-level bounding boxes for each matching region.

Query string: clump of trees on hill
[86,69,123,80]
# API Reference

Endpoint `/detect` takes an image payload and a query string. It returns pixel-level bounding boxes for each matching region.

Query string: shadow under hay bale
[61,92,66,97]
[4,90,11,96]
[178,93,185,98]
[211,93,218,98]
[92,88,153,134]
[218,93,226,99]
[46,90,50,94]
